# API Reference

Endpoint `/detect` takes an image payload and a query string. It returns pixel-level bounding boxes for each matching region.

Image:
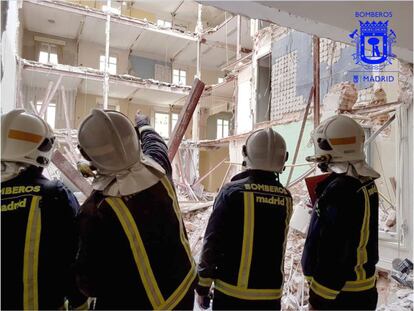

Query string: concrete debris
[370,87,388,106]
[323,81,358,112]
[182,205,213,261]
[398,62,413,106]
[385,210,397,228]
[377,279,414,311]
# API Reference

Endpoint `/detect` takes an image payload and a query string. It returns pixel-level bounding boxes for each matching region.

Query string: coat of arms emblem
[349,21,396,70]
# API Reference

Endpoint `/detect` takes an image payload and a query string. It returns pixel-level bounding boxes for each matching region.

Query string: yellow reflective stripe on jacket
[342,275,377,292]
[281,197,293,276]
[160,266,197,310]
[307,277,340,300]
[160,177,194,262]
[198,277,214,287]
[306,274,377,295]
[237,192,255,288]
[74,299,90,310]
[23,196,41,311]
[355,187,371,280]
[215,280,282,300]
[106,198,165,309]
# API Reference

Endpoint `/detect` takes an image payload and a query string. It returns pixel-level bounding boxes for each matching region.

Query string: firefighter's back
[78,176,196,310]
[212,170,292,308]
[1,167,82,310]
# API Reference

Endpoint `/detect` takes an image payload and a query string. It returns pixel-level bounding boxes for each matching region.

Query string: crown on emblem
[359,21,388,34]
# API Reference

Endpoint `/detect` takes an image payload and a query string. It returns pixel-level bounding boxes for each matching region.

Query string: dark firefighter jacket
[196,170,293,301]
[75,120,196,310]
[301,173,379,302]
[1,166,87,310]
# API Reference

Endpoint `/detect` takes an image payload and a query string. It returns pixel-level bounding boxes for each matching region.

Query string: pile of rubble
[182,205,213,261]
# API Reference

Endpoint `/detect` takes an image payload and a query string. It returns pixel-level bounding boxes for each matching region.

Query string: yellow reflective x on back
[106,194,196,310]
[160,177,194,262]
[106,198,164,308]
[23,196,41,310]
[354,187,371,280]
[238,192,255,288]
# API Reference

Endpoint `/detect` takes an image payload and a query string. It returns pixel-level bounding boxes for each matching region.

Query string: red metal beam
[168,78,205,161]
[52,150,92,196]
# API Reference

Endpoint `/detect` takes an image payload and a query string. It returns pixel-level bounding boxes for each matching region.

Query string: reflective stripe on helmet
[329,136,357,145]
[8,129,43,144]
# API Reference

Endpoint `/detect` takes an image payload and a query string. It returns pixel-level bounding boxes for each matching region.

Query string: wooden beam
[168,78,205,161]
[286,87,314,186]
[364,114,396,146]
[193,157,227,186]
[51,150,92,196]
[313,36,320,127]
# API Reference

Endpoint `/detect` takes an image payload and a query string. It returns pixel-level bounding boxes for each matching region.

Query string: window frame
[172,69,187,85]
[157,19,172,28]
[99,54,117,74]
[154,112,170,139]
[216,118,229,139]
[38,43,58,64]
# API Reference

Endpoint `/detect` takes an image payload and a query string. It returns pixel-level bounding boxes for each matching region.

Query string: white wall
[236,66,253,134]
[77,40,129,74]
[1,0,20,113]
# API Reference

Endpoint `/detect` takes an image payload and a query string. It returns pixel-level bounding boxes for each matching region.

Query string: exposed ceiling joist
[25,0,198,42]
[20,59,191,95]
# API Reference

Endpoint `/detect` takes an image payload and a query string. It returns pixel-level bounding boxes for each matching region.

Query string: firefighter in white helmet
[196,128,293,310]
[302,115,380,310]
[75,109,196,310]
[1,109,87,310]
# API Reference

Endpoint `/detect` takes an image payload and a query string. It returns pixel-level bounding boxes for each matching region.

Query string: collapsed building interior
[1,0,413,309]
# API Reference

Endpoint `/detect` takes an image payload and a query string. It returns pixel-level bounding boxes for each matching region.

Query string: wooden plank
[313,36,320,127]
[286,86,314,186]
[364,114,396,146]
[168,78,205,161]
[193,157,227,186]
[52,150,92,196]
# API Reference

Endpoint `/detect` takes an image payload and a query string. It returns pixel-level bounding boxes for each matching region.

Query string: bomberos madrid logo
[349,19,396,71]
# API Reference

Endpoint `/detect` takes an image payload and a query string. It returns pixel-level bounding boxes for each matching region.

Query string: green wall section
[207,112,233,140]
[272,120,314,186]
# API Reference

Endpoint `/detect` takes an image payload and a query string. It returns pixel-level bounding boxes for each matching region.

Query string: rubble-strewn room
[1,1,413,310]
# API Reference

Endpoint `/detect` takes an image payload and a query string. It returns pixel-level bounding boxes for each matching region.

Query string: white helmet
[306,115,365,163]
[242,128,288,173]
[78,109,165,196]
[1,109,55,167]
[78,109,140,173]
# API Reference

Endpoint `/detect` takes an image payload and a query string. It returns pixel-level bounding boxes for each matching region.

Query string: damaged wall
[74,92,192,139]
[78,41,129,74]
[199,146,229,192]
[22,30,78,66]
[236,65,253,134]
[206,111,232,139]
